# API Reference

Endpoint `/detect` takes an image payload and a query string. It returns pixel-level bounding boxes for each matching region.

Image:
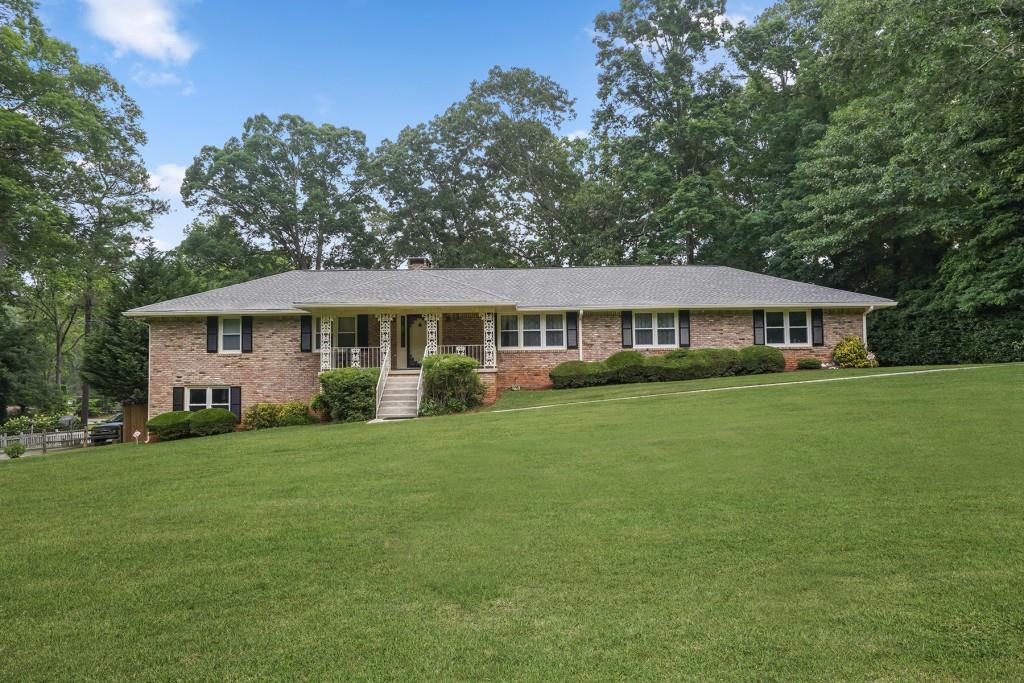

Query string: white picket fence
[0,428,88,453]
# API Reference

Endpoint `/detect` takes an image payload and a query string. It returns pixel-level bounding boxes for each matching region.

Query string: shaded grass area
[2,365,1023,680]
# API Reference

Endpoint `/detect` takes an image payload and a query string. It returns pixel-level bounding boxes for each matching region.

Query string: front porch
[315,311,497,372]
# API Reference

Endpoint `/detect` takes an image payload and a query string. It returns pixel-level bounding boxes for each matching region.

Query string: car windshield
[110,414,122,422]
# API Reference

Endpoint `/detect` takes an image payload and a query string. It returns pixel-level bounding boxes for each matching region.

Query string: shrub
[833,336,874,368]
[738,345,786,374]
[319,368,379,422]
[189,408,237,436]
[603,350,648,383]
[662,349,690,362]
[145,411,192,441]
[550,360,616,388]
[278,401,316,426]
[244,402,283,430]
[420,354,485,416]
[797,357,822,370]
[5,443,26,459]
[1,413,81,436]
[679,348,742,379]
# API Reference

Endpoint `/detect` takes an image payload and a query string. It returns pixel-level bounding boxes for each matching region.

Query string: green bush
[869,297,1024,366]
[833,336,874,368]
[679,348,742,379]
[189,408,237,436]
[662,349,690,362]
[5,443,26,459]
[145,411,192,441]
[1,413,81,436]
[244,403,283,430]
[550,360,616,388]
[420,354,485,416]
[738,345,786,374]
[278,401,316,426]
[797,357,822,370]
[318,368,379,423]
[604,350,646,369]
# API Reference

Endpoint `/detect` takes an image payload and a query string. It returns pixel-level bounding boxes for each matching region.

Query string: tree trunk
[80,289,93,431]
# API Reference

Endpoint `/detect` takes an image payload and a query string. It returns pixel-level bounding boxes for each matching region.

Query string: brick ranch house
[125,259,895,420]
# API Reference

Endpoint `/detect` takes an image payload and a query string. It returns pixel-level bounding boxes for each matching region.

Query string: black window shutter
[229,386,241,422]
[206,316,218,353]
[753,310,765,345]
[356,314,369,347]
[678,310,691,347]
[172,387,184,412]
[300,315,312,352]
[566,311,579,349]
[400,316,406,348]
[621,311,633,348]
[241,316,253,353]
[811,308,825,346]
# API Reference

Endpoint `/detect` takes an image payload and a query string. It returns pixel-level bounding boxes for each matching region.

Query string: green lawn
[2,365,1023,681]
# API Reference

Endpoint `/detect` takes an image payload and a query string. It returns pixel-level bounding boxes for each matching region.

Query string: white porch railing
[375,349,390,418]
[332,346,381,369]
[438,344,485,365]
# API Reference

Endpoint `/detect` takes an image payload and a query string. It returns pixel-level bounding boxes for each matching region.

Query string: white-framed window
[765,310,811,346]
[220,317,241,353]
[187,386,230,412]
[498,312,566,349]
[633,311,676,347]
[313,316,358,350]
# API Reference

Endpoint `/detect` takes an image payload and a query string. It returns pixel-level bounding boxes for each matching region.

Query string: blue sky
[38,0,769,249]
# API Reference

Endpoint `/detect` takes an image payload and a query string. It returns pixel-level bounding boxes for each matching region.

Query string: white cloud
[130,64,181,87]
[82,0,196,63]
[149,163,187,199]
[566,129,590,141]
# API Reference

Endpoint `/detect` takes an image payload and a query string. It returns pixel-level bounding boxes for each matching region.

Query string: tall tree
[182,114,373,270]
[173,216,291,289]
[369,67,580,267]
[592,0,740,264]
[82,246,199,404]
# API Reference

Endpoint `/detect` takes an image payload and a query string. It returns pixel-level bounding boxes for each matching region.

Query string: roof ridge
[421,269,514,302]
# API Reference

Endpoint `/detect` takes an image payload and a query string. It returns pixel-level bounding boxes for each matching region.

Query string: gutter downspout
[863,305,874,347]
[578,309,584,361]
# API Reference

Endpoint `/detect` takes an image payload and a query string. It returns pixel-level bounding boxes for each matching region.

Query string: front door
[405,314,427,368]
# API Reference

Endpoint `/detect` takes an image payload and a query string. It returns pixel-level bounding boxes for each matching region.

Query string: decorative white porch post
[424,313,439,357]
[319,317,333,372]
[378,314,394,361]
[350,348,361,368]
[480,311,496,368]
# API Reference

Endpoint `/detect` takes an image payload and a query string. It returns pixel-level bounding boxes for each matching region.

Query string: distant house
[125,258,895,420]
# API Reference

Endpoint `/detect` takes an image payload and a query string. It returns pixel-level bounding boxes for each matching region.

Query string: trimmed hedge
[189,408,237,436]
[550,346,786,389]
[869,299,1024,366]
[738,345,786,374]
[244,401,316,430]
[797,357,822,370]
[420,353,485,416]
[318,368,379,423]
[145,411,192,441]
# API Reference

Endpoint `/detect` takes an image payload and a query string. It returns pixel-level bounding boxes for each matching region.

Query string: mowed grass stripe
[2,365,1023,681]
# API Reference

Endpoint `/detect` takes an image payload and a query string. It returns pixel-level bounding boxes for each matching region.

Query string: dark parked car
[90,414,123,445]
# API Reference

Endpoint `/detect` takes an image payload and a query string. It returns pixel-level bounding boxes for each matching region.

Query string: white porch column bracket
[350,347,361,369]
[479,311,496,368]
[319,317,333,373]
[378,313,394,360]
[424,313,439,357]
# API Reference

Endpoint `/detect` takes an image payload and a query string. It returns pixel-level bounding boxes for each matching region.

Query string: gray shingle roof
[124,266,895,316]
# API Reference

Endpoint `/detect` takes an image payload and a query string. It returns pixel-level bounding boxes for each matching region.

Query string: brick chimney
[407,256,432,270]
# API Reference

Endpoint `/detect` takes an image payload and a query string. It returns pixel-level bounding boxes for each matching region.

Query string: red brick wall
[442,313,483,345]
[148,316,320,420]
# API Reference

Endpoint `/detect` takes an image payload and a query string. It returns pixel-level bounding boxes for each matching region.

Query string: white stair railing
[374,349,390,418]
[415,364,425,417]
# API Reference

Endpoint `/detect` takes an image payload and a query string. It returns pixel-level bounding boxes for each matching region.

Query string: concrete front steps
[376,372,419,420]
